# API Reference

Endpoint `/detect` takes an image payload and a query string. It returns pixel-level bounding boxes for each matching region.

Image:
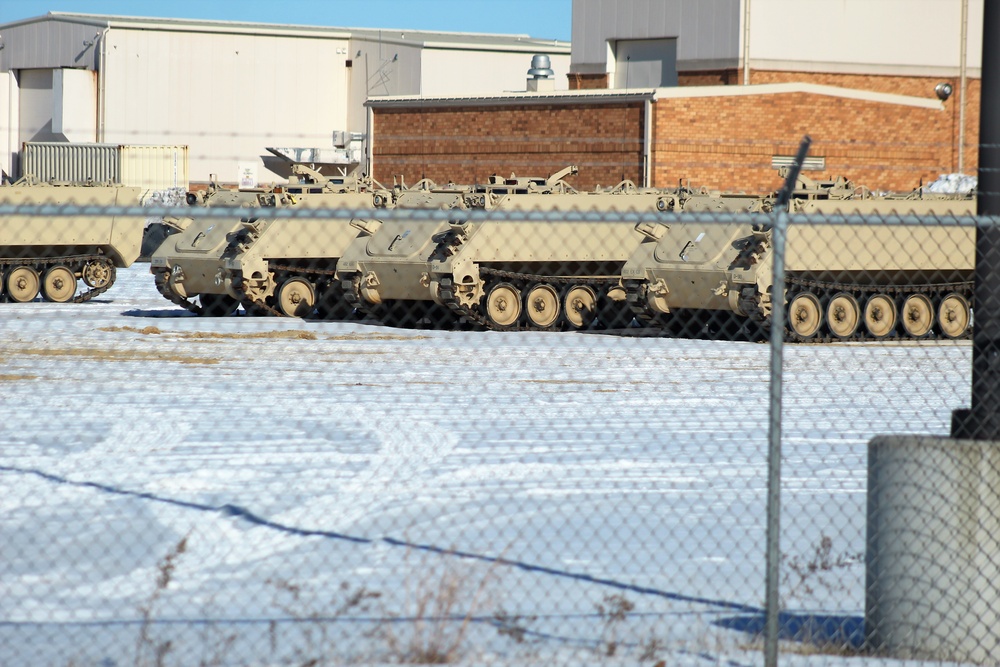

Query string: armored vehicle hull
[0,180,145,303]
[622,188,977,342]
[150,166,390,317]
[338,180,761,331]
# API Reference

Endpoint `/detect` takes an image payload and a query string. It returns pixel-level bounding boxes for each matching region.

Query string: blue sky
[0,0,572,41]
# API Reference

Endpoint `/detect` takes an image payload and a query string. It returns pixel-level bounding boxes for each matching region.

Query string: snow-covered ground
[0,266,972,666]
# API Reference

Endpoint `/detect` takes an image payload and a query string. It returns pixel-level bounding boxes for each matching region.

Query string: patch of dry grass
[14,347,218,365]
[100,325,318,341]
[101,326,430,343]
[325,332,430,341]
[376,553,500,664]
[0,373,38,382]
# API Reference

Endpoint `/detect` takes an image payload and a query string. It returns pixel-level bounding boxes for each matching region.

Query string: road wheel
[7,267,40,303]
[900,294,934,338]
[937,293,971,339]
[484,283,521,329]
[864,294,897,338]
[563,285,597,329]
[524,283,560,329]
[42,266,77,303]
[788,292,822,338]
[826,292,860,338]
[276,278,316,318]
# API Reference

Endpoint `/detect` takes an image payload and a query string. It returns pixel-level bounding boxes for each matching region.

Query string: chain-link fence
[1,176,997,666]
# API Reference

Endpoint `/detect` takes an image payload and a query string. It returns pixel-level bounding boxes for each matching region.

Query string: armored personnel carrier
[337,169,768,331]
[621,172,977,341]
[150,165,392,317]
[0,177,145,303]
[139,176,284,261]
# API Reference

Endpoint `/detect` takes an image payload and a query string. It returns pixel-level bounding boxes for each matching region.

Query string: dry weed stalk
[134,534,189,667]
[379,551,499,664]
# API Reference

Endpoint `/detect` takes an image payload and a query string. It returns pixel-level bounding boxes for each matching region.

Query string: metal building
[0,12,570,186]
[570,0,983,87]
[568,0,984,174]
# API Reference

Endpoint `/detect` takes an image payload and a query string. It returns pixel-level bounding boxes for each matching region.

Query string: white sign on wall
[238,162,258,189]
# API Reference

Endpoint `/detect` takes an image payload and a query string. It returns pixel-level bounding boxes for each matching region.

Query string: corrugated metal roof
[0,12,569,52]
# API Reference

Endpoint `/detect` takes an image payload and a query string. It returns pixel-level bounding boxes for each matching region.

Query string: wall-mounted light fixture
[935,82,954,101]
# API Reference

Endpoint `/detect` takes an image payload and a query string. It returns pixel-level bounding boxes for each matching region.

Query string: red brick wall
[567,73,610,90]
[371,70,975,195]
[567,67,980,178]
[751,70,980,176]
[679,69,742,87]
[651,90,955,193]
[371,103,645,190]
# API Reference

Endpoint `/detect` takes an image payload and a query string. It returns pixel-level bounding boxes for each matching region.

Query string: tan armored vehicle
[140,178,279,260]
[337,168,763,331]
[150,165,391,317]
[621,173,976,341]
[0,177,145,303]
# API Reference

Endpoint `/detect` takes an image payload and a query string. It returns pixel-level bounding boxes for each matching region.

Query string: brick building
[367,0,982,194]
[369,82,957,194]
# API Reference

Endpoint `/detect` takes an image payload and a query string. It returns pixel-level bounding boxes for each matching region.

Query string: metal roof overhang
[366,89,656,109]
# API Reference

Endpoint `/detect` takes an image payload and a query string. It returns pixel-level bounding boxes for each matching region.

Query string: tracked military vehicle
[621,172,977,341]
[0,176,145,303]
[150,165,392,316]
[337,168,769,331]
[140,176,282,260]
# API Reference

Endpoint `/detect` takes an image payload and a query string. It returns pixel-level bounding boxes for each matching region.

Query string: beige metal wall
[420,48,570,95]
[1,71,18,180]
[747,0,983,75]
[571,0,984,79]
[0,15,574,185]
[121,145,189,189]
[101,27,351,185]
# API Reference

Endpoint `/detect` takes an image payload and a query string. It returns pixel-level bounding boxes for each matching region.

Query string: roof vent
[527,54,554,79]
[527,54,555,92]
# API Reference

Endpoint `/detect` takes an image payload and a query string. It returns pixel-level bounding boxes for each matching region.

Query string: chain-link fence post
[764,135,811,667]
